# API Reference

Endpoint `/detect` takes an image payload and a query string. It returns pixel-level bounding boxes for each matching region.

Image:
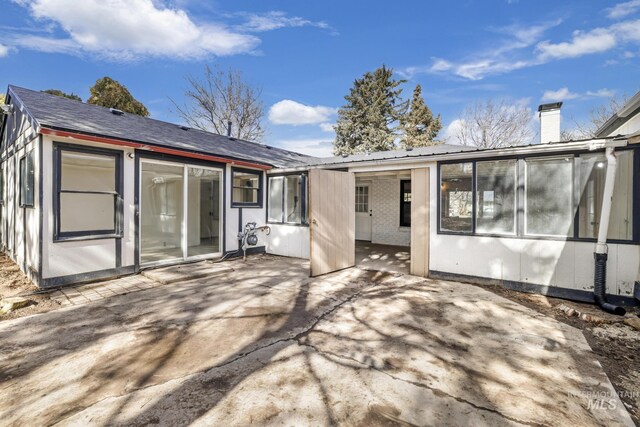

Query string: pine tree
[333,66,406,156]
[42,89,82,102]
[88,77,149,117]
[400,85,442,148]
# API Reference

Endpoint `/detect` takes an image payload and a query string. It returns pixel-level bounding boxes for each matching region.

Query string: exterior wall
[224,165,269,253]
[41,135,135,280]
[426,165,639,298]
[0,100,41,284]
[266,224,309,258]
[369,178,410,247]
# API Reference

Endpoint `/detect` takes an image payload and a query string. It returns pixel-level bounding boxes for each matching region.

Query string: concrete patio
[0,255,633,426]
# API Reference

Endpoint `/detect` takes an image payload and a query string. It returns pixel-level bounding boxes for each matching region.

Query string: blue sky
[0,0,639,157]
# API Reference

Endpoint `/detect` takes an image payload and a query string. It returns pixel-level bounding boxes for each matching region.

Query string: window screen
[55,146,122,239]
[20,151,35,207]
[577,151,633,240]
[525,156,574,236]
[232,169,262,207]
[476,160,516,234]
[440,163,473,232]
[268,174,307,224]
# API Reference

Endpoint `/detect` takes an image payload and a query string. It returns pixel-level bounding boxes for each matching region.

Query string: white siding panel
[266,224,310,259]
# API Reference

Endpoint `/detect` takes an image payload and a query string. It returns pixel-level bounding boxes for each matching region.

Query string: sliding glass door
[140,160,222,266]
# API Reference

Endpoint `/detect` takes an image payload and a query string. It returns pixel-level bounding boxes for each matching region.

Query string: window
[440,162,473,232]
[438,149,636,242]
[232,168,262,207]
[355,185,369,213]
[54,144,122,240]
[577,151,633,240]
[268,174,308,225]
[476,160,516,234]
[400,180,411,227]
[19,151,35,208]
[525,156,574,236]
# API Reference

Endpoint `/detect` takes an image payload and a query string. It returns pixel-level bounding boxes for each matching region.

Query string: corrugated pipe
[593,147,626,316]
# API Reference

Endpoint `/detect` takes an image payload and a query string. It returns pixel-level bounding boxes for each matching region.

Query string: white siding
[41,136,135,279]
[427,166,639,297]
[267,224,310,259]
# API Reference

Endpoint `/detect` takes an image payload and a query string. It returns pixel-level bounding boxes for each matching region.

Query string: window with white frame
[355,185,369,213]
[54,144,122,240]
[268,174,307,224]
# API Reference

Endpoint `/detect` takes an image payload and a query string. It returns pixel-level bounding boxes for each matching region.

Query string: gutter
[269,139,615,174]
[39,127,272,170]
[592,141,627,315]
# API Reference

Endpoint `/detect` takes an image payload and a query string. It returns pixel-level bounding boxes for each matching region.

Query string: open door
[410,168,430,276]
[309,169,355,276]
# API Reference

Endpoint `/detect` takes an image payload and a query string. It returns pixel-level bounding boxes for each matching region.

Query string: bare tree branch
[454,99,535,148]
[171,65,265,141]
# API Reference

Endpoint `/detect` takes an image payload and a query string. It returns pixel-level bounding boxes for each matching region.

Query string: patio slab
[0,255,632,426]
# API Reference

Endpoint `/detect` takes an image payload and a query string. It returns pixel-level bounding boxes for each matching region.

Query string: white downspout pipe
[595,146,617,255]
[593,146,626,315]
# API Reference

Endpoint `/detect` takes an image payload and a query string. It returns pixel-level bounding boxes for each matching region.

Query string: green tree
[42,89,82,102]
[399,85,442,148]
[88,77,149,117]
[0,94,5,104]
[333,65,406,156]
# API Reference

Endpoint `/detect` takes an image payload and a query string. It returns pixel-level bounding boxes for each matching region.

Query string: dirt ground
[477,283,640,426]
[0,254,61,320]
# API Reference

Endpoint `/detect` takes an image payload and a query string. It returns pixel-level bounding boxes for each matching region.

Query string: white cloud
[6,1,333,60]
[442,119,465,145]
[269,100,337,126]
[536,28,617,60]
[319,122,335,132]
[541,87,580,101]
[402,17,640,80]
[541,87,615,101]
[0,43,9,57]
[238,11,331,33]
[400,20,559,80]
[607,0,640,19]
[274,138,334,157]
[9,0,260,59]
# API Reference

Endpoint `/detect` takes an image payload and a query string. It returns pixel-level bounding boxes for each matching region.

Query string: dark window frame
[400,179,411,227]
[53,142,124,242]
[19,150,35,208]
[266,172,309,226]
[437,146,639,245]
[231,167,263,208]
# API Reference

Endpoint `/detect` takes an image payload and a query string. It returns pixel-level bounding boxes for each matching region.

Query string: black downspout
[593,253,626,315]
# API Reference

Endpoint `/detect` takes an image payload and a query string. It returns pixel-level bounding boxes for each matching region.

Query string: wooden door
[309,169,355,276]
[410,168,430,277]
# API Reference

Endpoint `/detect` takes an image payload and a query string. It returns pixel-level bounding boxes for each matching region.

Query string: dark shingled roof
[7,85,313,168]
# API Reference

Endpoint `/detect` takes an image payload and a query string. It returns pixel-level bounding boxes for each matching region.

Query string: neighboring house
[1,85,639,310]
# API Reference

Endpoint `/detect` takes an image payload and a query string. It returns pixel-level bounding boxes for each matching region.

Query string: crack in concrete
[47,282,372,425]
[297,338,544,427]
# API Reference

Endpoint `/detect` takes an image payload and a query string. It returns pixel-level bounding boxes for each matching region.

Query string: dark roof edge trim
[40,126,272,170]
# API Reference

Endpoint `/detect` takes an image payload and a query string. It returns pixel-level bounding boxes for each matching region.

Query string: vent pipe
[227,120,232,137]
